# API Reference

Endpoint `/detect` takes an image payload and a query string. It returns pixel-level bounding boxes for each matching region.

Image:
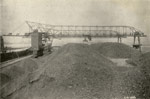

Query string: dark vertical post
[117,36,119,43]
[60,25,63,37]
[138,36,140,45]
[120,37,122,43]
[75,26,76,37]
[68,26,69,36]
[96,26,98,37]
[0,36,4,53]
[138,36,141,52]
[89,26,91,35]
[134,35,136,45]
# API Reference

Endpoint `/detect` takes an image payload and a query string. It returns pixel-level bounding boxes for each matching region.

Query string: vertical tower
[133,31,141,52]
[31,30,43,58]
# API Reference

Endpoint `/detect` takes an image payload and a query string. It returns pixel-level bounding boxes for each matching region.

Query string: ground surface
[0,43,147,99]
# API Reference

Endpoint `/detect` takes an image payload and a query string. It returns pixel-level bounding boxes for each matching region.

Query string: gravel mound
[91,42,141,58]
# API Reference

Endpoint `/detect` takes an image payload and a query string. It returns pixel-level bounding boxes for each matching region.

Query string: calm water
[3,36,150,53]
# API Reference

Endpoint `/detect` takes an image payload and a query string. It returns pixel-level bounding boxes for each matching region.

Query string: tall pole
[0,36,4,53]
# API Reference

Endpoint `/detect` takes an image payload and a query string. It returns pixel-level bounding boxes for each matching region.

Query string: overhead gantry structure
[26,21,146,38]
[26,21,146,51]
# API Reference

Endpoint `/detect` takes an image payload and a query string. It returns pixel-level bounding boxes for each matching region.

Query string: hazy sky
[1,0,150,36]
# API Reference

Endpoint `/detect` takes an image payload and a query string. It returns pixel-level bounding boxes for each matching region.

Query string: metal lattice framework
[26,21,146,37]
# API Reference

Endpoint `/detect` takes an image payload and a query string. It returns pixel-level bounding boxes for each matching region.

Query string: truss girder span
[26,21,145,37]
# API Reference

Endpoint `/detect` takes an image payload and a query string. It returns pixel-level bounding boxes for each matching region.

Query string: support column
[31,30,43,58]
[133,32,142,52]
[117,34,122,43]
[0,36,4,53]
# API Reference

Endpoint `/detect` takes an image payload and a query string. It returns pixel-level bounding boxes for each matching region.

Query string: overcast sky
[1,0,150,36]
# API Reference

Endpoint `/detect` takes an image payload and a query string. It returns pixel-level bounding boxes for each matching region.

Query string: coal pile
[44,43,115,83]
[1,43,115,99]
[119,51,150,98]
[139,52,150,77]
[1,43,145,99]
[136,52,150,98]
[0,73,10,86]
[1,58,38,80]
[0,58,39,98]
[42,43,115,98]
[91,42,141,58]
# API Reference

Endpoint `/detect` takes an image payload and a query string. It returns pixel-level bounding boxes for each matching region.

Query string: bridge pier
[133,32,142,52]
[117,37,122,43]
[83,35,92,42]
[117,34,122,43]
[83,37,88,42]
